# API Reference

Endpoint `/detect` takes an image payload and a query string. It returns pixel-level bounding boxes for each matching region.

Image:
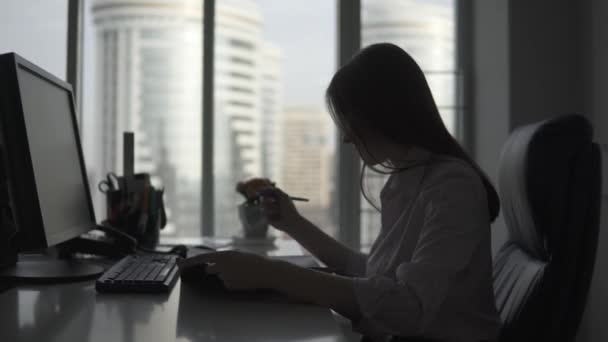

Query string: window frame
[66,0,83,129]
[336,0,362,249]
[201,0,215,236]
[456,0,473,152]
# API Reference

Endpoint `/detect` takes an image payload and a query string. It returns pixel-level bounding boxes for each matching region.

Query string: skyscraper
[281,107,334,233]
[260,42,283,186]
[213,1,283,237]
[92,0,282,237]
[92,0,203,235]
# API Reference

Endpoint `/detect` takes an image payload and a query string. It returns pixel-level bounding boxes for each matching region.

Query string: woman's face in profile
[341,129,389,166]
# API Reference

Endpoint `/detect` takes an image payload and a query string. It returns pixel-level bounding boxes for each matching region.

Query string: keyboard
[96,254,181,293]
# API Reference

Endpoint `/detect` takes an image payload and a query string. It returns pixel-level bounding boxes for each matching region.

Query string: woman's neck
[387,145,430,167]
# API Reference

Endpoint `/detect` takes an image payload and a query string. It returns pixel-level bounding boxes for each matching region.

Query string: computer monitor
[0,53,103,280]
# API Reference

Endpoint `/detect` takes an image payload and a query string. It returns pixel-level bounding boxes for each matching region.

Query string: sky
[250,0,336,108]
[0,0,68,79]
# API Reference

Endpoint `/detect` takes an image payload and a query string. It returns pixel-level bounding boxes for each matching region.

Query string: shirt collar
[381,146,432,198]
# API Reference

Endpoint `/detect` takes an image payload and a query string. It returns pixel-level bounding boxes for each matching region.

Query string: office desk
[0,238,351,342]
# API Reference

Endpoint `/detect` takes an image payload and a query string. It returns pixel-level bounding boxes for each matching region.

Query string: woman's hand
[178,251,360,320]
[258,187,302,234]
[236,178,274,202]
[178,251,279,291]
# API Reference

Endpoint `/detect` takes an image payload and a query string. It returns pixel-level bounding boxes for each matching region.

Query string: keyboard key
[145,264,165,281]
[155,264,175,281]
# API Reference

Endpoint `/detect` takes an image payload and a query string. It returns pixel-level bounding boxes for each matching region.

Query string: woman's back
[350,148,500,342]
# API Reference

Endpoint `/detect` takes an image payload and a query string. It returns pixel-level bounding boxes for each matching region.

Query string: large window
[81,0,337,239]
[77,0,460,249]
[212,0,337,238]
[81,0,203,234]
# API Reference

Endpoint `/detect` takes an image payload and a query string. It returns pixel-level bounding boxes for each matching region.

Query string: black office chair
[493,114,602,341]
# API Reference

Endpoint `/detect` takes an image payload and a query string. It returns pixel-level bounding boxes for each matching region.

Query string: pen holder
[99,172,167,248]
[237,202,269,239]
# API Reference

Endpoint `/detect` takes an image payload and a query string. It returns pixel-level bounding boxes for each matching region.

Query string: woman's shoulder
[422,154,485,194]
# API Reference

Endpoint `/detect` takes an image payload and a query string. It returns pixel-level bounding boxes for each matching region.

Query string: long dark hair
[326,43,500,222]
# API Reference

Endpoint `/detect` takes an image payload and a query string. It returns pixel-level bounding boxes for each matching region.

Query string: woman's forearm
[287,216,367,275]
[268,259,361,320]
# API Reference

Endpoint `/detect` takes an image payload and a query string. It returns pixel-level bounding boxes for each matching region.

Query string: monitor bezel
[0,52,97,250]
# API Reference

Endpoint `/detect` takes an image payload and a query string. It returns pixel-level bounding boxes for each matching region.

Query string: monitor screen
[16,65,94,246]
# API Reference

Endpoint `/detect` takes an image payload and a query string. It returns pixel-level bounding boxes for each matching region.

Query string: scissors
[98,172,121,193]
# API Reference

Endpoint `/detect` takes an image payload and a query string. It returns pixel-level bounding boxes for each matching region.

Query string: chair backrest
[493,114,602,342]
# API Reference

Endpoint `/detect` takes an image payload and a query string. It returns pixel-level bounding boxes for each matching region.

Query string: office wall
[472,0,586,253]
[472,0,608,340]
[508,0,584,128]
[576,0,608,340]
[471,0,510,254]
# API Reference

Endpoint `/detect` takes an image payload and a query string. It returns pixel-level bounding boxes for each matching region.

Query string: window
[359,0,458,249]
[80,0,337,239]
[81,0,203,234]
[0,0,68,80]
[212,0,337,239]
[75,0,462,248]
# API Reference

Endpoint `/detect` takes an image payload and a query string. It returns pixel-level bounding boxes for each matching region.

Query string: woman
[179,43,501,342]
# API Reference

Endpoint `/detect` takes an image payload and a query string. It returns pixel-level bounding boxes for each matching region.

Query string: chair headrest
[498,114,593,259]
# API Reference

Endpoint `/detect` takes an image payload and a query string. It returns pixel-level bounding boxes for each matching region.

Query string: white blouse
[346,148,501,342]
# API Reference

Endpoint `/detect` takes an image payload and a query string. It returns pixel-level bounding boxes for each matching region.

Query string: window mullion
[67,0,84,129]
[337,0,362,250]
[456,0,474,153]
[202,0,215,236]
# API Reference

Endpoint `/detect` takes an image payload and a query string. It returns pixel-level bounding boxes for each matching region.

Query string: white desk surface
[0,238,353,342]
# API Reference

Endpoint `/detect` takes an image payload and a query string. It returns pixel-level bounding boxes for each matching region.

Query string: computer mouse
[169,245,188,258]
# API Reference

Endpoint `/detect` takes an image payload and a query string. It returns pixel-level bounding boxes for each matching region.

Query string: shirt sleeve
[342,251,368,277]
[351,165,489,337]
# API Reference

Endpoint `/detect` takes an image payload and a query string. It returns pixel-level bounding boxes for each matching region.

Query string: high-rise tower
[92,0,282,236]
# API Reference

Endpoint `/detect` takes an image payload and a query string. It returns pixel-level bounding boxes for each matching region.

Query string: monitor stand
[0,255,104,283]
[0,179,104,283]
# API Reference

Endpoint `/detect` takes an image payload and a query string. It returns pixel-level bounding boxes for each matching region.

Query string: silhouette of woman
[180,43,501,342]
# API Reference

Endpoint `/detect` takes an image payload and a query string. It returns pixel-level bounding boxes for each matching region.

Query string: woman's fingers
[256,187,301,233]
[258,187,285,219]
[178,253,212,269]
[178,251,233,270]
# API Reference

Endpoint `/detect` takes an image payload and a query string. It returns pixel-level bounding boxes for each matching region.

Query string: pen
[254,189,309,202]
[289,197,309,202]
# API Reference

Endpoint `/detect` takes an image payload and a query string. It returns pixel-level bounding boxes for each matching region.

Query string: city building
[259,42,283,186]
[91,0,282,237]
[281,107,334,234]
